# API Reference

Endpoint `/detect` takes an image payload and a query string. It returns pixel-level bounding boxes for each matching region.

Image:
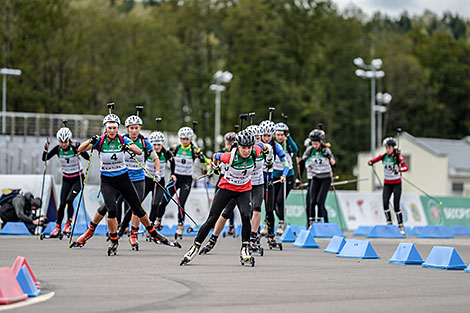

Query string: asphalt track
[1,233,470,313]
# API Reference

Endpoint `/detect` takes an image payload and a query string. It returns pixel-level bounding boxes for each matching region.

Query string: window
[452,183,464,192]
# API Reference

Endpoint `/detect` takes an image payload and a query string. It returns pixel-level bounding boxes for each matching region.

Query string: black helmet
[382,137,397,147]
[236,129,255,146]
[31,197,42,209]
[309,129,325,142]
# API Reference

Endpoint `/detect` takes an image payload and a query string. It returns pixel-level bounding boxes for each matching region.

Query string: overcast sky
[333,0,470,18]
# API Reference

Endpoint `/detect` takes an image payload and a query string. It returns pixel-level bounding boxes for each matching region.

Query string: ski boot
[174,223,184,240]
[240,242,255,267]
[260,223,268,237]
[150,227,181,248]
[40,224,63,240]
[62,220,72,237]
[200,235,218,255]
[267,234,283,251]
[399,224,406,236]
[108,240,119,256]
[249,233,264,256]
[180,242,201,266]
[276,220,285,236]
[129,227,139,251]
[69,225,95,248]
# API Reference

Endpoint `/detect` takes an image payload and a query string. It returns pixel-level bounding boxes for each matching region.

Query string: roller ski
[240,242,255,267]
[107,240,119,256]
[150,230,181,248]
[69,225,95,248]
[399,224,406,236]
[180,243,201,266]
[276,220,285,236]
[199,235,218,255]
[267,234,283,251]
[249,233,264,256]
[62,220,72,237]
[40,224,64,240]
[129,228,139,251]
[174,223,184,240]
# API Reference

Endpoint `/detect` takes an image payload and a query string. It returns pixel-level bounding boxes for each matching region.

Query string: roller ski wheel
[240,256,255,267]
[40,233,45,240]
[69,241,84,248]
[251,246,264,256]
[107,242,118,256]
[131,242,139,251]
[199,238,217,255]
[267,237,282,250]
[42,233,64,240]
[222,232,226,238]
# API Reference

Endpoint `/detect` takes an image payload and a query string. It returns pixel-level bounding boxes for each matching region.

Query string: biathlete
[180,129,268,266]
[368,137,408,235]
[43,126,89,237]
[154,126,210,239]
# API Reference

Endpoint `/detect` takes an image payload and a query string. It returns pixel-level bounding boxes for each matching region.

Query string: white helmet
[125,115,143,127]
[149,131,165,144]
[259,120,275,136]
[56,127,72,142]
[178,127,194,139]
[103,114,121,126]
[275,122,289,133]
[246,125,261,138]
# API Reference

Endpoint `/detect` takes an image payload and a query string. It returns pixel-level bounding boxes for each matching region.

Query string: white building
[356,132,470,196]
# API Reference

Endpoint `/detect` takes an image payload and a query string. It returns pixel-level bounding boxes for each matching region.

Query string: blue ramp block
[293,230,319,248]
[405,226,417,236]
[422,246,466,270]
[289,225,300,236]
[0,222,31,235]
[389,243,424,265]
[94,224,108,236]
[449,226,470,236]
[280,226,296,242]
[324,235,346,254]
[353,226,373,236]
[337,240,380,259]
[366,225,405,238]
[465,265,470,273]
[42,223,56,235]
[16,265,40,297]
[309,223,344,238]
[417,225,454,238]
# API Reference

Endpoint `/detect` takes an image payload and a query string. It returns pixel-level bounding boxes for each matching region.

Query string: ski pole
[239,114,248,130]
[401,175,442,205]
[37,137,50,238]
[68,148,94,247]
[330,172,345,231]
[249,112,255,125]
[295,156,306,208]
[127,152,200,227]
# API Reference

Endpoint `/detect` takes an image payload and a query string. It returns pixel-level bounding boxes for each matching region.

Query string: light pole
[375,92,392,147]
[210,70,232,152]
[354,57,384,191]
[1,68,22,135]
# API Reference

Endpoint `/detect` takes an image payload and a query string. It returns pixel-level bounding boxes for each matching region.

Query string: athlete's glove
[265,160,273,171]
[211,162,221,176]
[44,142,49,152]
[262,145,270,157]
[295,178,301,188]
[89,135,99,145]
[368,161,373,166]
[154,174,161,182]
[75,141,80,149]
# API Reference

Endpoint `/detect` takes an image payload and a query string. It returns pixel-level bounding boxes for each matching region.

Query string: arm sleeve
[80,151,90,160]
[302,147,313,161]
[42,145,59,162]
[215,152,231,164]
[325,148,335,162]
[123,136,134,145]
[12,197,33,223]
[287,136,298,154]
[168,150,176,176]
[275,142,289,176]
[145,139,153,152]
[368,154,384,164]
[253,144,263,157]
